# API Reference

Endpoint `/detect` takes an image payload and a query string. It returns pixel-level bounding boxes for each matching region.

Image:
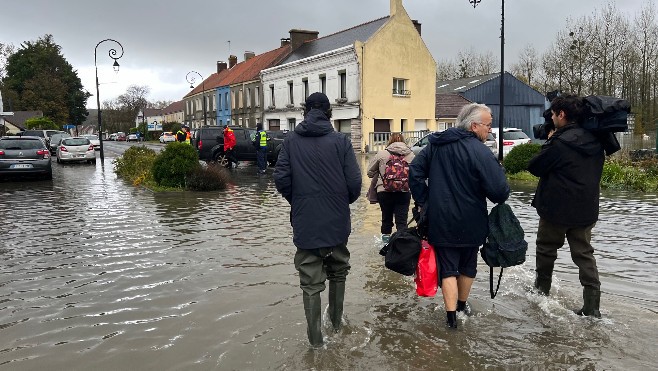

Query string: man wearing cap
[274,92,361,347]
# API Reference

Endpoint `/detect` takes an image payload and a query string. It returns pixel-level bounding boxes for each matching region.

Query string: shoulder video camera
[532,109,555,140]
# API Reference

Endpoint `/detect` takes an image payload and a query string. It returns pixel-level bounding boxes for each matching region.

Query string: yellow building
[357,0,437,152]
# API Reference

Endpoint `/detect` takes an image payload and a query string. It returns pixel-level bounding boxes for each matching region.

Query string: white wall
[261,46,361,128]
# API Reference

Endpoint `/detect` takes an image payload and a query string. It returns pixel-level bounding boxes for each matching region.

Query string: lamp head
[112,60,120,72]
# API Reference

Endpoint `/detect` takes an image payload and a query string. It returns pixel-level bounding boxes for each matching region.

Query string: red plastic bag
[415,240,438,297]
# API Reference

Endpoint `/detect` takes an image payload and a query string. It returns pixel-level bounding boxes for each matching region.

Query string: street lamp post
[95,39,124,165]
[470,0,505,162]
[186,71,207,128]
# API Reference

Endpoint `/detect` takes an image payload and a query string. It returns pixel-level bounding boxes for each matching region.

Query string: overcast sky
[2,0,652,108]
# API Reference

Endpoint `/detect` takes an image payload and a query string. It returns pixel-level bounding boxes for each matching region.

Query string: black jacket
[273,109,362,250]
[528,123,604,226]
[409,128,509,248]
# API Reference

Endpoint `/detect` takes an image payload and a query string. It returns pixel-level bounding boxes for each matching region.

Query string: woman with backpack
[367,133,415,243]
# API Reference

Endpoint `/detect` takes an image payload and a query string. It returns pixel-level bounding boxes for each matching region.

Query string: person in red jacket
[223,125,237,168]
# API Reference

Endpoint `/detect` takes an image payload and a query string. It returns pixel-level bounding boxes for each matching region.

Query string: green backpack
[480,203,528,298]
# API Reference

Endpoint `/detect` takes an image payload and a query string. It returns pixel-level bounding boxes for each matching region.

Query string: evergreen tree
[2,34,90,126]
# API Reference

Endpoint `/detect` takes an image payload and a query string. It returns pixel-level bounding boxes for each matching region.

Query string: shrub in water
[503,143,542,174]
[186,162,231,191]
[152,142,201,188]
[114,145,157,186]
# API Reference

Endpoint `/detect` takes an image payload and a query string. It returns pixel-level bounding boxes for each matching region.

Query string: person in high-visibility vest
[184,126,191,145]
[254,123,268,174]
[176,127,186,143]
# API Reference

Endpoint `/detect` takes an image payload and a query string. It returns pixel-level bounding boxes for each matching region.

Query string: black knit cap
[305,92,330,111]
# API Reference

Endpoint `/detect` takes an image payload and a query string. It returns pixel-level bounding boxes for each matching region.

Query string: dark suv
[193,126,286,167]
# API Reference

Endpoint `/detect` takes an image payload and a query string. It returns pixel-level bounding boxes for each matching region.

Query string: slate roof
[436,73,500,94]
[435,94,473,118]
[162,100,184,114]
[280,16,389,64]
[1,111,43,130]
[185,44,292,98]
[143,108,162,117]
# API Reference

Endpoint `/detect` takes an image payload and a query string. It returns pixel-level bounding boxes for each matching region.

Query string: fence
[367,130,429,153]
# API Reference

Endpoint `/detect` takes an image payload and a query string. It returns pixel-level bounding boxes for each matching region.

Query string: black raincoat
[273,109,362,250]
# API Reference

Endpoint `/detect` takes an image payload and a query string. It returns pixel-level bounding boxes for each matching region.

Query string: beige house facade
[357,0,436,152]
[261,0,436,153]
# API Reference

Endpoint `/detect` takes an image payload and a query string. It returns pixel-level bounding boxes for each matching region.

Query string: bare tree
[511,44,539,87]
[632,1,658,133]
[0,42,15,79]
[436,59,460,81]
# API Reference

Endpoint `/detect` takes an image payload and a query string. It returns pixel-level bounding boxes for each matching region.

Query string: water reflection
[0,155,656,369]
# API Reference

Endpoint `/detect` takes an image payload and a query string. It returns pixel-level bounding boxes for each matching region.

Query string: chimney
[280,38,291,47]
[390,0,403,16]
[412,20,422,36]
[289,29,319,50]
[217,61,228,73]
[244,51,255,61]
[228,55,238,68]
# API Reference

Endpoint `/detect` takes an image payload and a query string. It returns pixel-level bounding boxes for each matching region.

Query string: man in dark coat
[273,92,361,347]
[528,94,605,318]
[409,103,509,329]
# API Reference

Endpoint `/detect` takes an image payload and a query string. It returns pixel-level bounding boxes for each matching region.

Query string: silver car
[49,132,72,154]
[56,137,96,164]
[81,134,101,150]
[0,136,53,180]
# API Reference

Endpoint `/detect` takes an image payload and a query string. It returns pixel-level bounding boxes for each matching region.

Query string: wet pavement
[1,147,657,370]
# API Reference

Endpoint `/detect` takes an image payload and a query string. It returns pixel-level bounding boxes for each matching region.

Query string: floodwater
[1,150,656,370]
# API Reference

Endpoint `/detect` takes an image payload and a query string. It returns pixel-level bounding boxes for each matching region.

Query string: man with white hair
[409,103,510,329]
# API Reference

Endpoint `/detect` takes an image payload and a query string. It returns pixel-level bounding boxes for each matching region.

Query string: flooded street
[1,149,657,370]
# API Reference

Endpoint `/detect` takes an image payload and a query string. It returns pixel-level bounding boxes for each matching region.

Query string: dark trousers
[257,147,267,171]
[294,243,351,296]
[225,148,237,167]
[535,217,600,289]
[376,191,411,234]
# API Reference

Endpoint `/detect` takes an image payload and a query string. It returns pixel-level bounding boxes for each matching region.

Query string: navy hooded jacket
[273,109,362,250]
[409,128,510,248]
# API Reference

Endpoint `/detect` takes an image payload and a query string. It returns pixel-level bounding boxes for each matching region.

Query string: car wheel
[214,152,230,168]
[56,156,61,164]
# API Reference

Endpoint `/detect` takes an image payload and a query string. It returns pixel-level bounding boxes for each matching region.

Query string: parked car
[411,131,498,156]
[109,133,118,141]
[491,128,532,157]
[126,133,139,142]
[484,133,498,156]
[116,132,127,141]
[81,134,100,150]
[193,126,285,167]
[0,136,53,180]
[56,137,96,164]
[49,132,72,154]
[159,132,176,143]
[20,129,63,147]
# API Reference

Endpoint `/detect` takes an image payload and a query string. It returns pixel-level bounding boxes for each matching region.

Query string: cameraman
[528,94,604,318]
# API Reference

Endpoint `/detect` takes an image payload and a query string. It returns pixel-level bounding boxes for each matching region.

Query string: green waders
[294,243,350,347]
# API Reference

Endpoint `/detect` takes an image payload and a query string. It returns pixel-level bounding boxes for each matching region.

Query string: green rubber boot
[303,292,324,347]
[328,281,345,332]
[575,286,602,318]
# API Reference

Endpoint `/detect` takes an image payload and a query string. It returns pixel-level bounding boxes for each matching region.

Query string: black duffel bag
[379,226,422,276]
[378,207,427,276]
